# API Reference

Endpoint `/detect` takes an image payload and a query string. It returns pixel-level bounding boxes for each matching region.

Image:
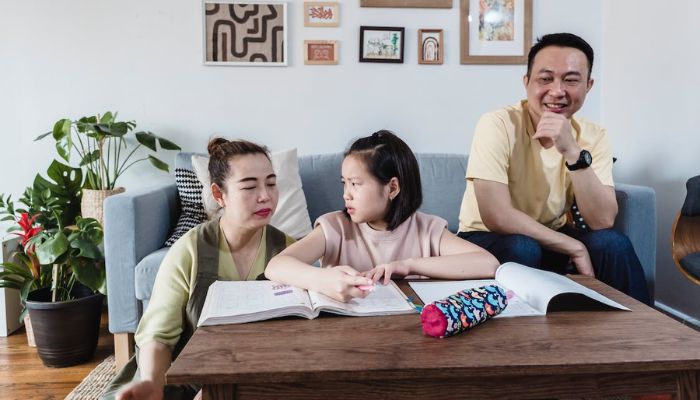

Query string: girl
[107,138,294,400]
[265,130,499,302]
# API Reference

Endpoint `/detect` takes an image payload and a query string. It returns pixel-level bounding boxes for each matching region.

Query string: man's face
[523,46,594,126]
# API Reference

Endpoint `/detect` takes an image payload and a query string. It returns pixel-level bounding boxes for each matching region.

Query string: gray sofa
[104,152,657,365]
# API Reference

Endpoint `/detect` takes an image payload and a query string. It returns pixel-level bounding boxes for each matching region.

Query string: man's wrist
[564,147,582,164]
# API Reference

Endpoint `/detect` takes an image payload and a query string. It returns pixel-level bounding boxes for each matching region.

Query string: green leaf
[110,122,129,137]
[35,131,53,141]
[147,155,169,172]
[71,259,106,295]
[70,238,102,259]
[157,135,181,150]
[135,131,157,151]
[35,231,69,265]
[32,160,83,227]
[51,119,72,162]
[79,150,101,166]
[99,112,114,124]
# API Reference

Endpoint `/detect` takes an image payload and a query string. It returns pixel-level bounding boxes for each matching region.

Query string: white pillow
[191,149,312,239]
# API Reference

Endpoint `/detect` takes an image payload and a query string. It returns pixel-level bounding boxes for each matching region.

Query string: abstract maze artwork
[204,2,286,65]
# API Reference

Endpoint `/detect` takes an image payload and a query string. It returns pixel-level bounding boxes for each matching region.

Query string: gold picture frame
[418,29,444,65]
[460,0,532,65]
[360,0,452,8]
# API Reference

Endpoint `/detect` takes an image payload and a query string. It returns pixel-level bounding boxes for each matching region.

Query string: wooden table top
[167,276,700,386]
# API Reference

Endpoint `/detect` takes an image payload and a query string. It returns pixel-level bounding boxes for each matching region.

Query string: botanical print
[308,6,336,23]
[205,3,285,64]
[363,30,402,59]
[478,0,514,41]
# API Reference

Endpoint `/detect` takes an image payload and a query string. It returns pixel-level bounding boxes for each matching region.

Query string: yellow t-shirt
[135,225,295,348]
[458,100,614,233]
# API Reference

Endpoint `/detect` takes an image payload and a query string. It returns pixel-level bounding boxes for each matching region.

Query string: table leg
[677,371,699,399]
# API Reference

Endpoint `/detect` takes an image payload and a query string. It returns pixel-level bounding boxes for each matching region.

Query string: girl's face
[212,153,278,230]
[341,154,395,231]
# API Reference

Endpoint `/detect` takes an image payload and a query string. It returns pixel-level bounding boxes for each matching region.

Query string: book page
[308,281,415,316]
[198,281,314,326]
[408,280,542,318]
[495,262,629,313]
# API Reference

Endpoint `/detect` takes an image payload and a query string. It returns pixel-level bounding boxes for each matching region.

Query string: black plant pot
[26,284,104,368]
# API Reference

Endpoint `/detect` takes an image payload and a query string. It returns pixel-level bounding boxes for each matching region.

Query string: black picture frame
[359,26,405,63]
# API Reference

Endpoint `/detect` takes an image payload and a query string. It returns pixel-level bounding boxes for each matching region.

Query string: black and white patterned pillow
[164,168,208,246]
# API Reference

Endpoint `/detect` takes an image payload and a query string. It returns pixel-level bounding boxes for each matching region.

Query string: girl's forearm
[405,253,499,279]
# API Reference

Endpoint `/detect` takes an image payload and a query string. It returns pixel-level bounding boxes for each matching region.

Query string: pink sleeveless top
[315,211,448,272]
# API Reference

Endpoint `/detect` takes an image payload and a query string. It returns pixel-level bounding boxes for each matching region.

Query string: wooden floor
[0,311,114,399]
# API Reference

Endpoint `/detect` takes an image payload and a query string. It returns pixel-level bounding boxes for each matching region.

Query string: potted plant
[36,111,181,224]
[0,161,106,367]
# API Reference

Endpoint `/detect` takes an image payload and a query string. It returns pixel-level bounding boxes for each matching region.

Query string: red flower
[14,212,43,254]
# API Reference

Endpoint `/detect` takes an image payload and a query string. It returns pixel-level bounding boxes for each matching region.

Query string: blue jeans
[458,226,652,305]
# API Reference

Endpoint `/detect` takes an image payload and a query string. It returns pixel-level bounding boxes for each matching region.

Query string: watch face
[583,150,592,165]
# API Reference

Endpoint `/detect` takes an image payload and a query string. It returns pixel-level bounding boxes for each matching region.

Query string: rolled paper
[420,285,508,338]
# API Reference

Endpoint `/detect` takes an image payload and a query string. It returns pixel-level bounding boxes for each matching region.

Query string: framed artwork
[360,0,452,8]
[303,2,339,27]
[203,1,287,66]
[418,29,444,65]
[304,40,339,65]
[460,0,532,64]
[359,26,405,63]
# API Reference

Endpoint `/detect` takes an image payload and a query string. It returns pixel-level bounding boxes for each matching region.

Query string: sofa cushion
[416,154,468,233]
[163,169,208,246]
[135,247,171,301]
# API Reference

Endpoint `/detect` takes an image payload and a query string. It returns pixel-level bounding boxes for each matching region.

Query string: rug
[65,355,116,400]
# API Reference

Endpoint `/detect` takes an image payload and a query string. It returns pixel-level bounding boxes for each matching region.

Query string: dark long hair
[344,130,422,230]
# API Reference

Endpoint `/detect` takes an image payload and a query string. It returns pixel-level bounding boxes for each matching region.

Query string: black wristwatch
[565,149,592,171]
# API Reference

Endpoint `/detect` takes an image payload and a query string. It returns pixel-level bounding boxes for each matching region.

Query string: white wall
[601,0,700,323]
[1,0,601,196]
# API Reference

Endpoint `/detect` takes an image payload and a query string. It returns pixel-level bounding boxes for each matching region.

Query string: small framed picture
[304,2,339,27]
[418,29,444,64]
[359,26,405,63]
[304,40,339,65]
[203,0,287,66]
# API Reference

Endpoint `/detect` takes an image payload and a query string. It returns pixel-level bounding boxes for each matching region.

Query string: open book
[409,262,629,318]
[198,280,415,327]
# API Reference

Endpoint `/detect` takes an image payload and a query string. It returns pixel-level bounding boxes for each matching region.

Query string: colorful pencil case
[420,285,507,338]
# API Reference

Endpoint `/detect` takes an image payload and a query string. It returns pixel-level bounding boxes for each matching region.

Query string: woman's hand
[116,380,163,400]
[318,265,373,302]
[364,261,411,285]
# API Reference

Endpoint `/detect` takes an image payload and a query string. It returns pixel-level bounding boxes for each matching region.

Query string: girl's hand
[116,380,163,400]
[319,265,373,302]
[365,261,411,285]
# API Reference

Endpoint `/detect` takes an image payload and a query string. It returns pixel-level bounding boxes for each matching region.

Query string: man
[457,33,651,304]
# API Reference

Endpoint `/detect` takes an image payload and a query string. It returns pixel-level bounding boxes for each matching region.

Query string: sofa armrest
[614,183,656,293]
[104,183,179,334]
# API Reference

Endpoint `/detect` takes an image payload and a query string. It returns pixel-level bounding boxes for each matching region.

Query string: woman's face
[213,153,278,230]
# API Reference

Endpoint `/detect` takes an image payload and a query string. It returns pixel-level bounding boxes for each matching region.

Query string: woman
[104,138,294,400]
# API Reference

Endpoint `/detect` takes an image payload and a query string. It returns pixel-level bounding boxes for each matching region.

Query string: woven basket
[81,187,125,227]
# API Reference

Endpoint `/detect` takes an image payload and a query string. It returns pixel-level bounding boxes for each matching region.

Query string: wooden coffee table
[167,277,700,399]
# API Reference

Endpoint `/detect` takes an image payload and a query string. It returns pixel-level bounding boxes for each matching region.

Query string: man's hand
[116,380,163,400]
[364,261,412,285]
[318,266,373,302]
[532,111,580,163]
[565,237,595,277]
